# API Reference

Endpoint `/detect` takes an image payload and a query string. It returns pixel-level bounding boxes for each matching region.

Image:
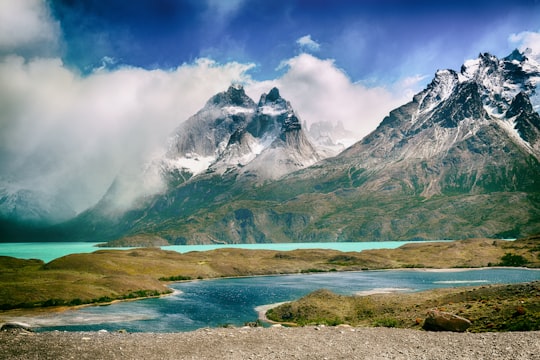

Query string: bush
[300,268,326,273]
[69,298,83,306]
[373,318,399,328]
[42,298,66,307]
[499,253,528,267]
[159,275,192,281]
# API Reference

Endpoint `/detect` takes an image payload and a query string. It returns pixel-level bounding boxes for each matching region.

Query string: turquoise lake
[0,240,446,263]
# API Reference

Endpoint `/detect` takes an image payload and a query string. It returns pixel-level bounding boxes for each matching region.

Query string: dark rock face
[508,92,540,148]
[209,85,255,107]
[429,82,487,128]
[422,310,472,332]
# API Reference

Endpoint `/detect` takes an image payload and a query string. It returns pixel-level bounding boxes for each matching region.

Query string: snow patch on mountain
[418,70,459,114]
[161,154,216,176]
[459,51,540,116]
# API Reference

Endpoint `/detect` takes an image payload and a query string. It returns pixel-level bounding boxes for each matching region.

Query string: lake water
[0,241,445,263]
[13,268,539,333]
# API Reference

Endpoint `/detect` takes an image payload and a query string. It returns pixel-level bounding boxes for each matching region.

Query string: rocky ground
[1,326,539,360]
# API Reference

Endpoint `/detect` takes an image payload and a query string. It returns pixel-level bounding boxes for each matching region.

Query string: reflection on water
[6,268,535,333]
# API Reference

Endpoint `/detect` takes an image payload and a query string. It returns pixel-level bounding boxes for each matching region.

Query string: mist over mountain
[2,49,540,243]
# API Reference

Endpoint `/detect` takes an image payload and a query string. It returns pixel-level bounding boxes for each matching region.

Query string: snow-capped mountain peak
[158,86,323,184]
[458,50,540,115]
[416,69,459,115]
[342,49,540,198]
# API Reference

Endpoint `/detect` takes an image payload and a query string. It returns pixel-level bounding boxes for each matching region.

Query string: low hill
[266,282,540,332]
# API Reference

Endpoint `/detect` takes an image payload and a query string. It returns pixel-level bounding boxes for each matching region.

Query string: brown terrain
[1,236,539,359]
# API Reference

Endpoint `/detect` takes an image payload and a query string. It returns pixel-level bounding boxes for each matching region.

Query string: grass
[266,282,540,332]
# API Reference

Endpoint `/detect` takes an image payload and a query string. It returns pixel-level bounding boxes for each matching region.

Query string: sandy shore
[1,326,539,360]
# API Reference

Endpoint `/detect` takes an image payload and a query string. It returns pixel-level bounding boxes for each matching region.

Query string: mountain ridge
[2,49,540,243]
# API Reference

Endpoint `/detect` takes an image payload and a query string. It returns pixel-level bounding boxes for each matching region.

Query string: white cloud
[0,52,420,214]
[509,31,540,61]
[0,0,60,56]
[0,2,421,215]
[246,54,414,141]
[296,35,320,52]
[0,56,254,212]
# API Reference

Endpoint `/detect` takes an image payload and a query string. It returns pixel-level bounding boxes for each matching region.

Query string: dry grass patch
[266,282,540,332]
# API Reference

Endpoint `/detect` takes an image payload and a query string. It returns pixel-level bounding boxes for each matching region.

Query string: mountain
[0,183,76,242]
[152,85,321,187]
[337,51,540,196]
[248,50,540,241]
[41,85,324,242]
[10,49,540,244]
[119,49,539,244]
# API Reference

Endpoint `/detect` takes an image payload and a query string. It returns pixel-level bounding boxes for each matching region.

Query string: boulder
[1,322,33,332]
[422,310,471,332]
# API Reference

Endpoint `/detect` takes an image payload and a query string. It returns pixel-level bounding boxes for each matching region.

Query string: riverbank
[1,326,539,360]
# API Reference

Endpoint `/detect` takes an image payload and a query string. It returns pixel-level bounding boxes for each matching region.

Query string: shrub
[69,298,83,306]
[159,275,192,281]
[373,318,399,328]
[300,268,326,273]
[499,253,528,267]
[42,298,67,307]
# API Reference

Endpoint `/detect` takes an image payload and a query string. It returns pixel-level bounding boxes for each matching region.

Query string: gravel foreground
[1,327,539,360]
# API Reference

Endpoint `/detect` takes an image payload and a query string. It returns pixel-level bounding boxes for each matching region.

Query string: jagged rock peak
[504,48,527,62]
[265,87,281,102]
[507,91,534,118]
[208,84,255,107]
[258,87,287,107]
[455,50,540,115]
[416,69,459,113]
[508,92,540,147]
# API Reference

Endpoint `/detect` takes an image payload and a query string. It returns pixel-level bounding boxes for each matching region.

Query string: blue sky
[50,0,540,83]
[1,0,540,212]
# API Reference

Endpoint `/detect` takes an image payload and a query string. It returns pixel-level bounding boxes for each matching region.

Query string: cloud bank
[0,0,60,57]
[0,56,254,212]
[246,54,418,143]
[0,1,431,214]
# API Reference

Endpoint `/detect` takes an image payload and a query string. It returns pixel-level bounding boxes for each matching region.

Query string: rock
[0,322,33,332]
[422,310,472,332]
